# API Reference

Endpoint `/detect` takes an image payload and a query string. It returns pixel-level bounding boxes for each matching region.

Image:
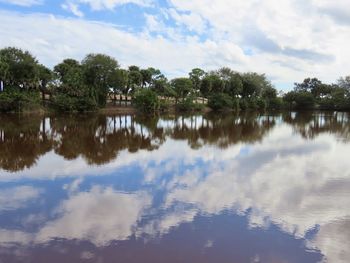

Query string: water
[0,111,349,263]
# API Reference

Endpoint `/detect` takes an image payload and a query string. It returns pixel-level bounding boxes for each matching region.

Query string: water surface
[0,111,349,263]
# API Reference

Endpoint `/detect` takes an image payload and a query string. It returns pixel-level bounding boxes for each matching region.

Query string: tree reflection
[1,111,350,172]
[283,111,350,141]
[0,115,53,172]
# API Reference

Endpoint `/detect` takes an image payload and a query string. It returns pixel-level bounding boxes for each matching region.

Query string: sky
[0,0,349,90]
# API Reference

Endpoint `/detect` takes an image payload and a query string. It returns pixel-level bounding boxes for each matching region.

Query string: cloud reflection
[0,112,349,262]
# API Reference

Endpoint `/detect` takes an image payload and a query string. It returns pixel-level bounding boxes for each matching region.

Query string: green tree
[283,91,315,109]
[171,77,193,103]
[241,73,271,98]
[338,76,350,94]
[109,68,128,103]
[82,53,119,107]
[208,93,234,111]
[128,65,142,93]
[294,78,322,95]
[189,68,205,94]
[54,59,80,82]
[0,47,39,90]
[37,64,53,100]
[133,89,159,113]
[52,58,97,111]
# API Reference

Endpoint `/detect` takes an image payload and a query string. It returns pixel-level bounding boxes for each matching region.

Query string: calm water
[0,111,349,263]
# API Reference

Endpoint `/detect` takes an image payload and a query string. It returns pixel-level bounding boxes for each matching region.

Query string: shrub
[295,92,315,109]
[0,88,41,112]
[268,97,284,110]
[176,97,204,112]
[208,93,233,111]
[239,98,249,110]
[283,91,315,109]
[256,98,267,110]
[51,93,97,112]
[318,98,335,110]
[133,89,160,113]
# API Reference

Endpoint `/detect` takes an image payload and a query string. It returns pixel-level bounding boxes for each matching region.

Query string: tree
[189,68,205,94]
[171,77,193,103]
[294,78,322,94]
[37,64,53,101]
[152,74,169,95]
[200,75,212,98]
[140,68,152,88]
[54,59,80,82]
[0,47,39,90]
[0,59,9,82]
[283,91,315,109]
[52,58,97,111]
[133,89,159,113]
[208,93,234,111]
[82,53,119,107]
[338,76,350,94]
[109,68,128,103]
[241,72,271,98]
[262,86,277,99]
[225,73,243,98]
[128,65,142,93]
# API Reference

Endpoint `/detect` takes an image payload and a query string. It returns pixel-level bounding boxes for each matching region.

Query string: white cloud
[62,0,153,16]
[0,10,247,84]
[0,0,42,6]
[167,8,207,34]
[165,0,350,84]
[36,186,151,246]
[0,186,41,211]
[61,2,84,17]
[0,0,350,88]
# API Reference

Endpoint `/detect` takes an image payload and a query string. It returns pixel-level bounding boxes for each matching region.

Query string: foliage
[208,93,234,111]
[82,53,119,107]
[52,57,98,111]
[171,78,193,101]
[0,87,41,112]
[0,47,40,90]
[241,73,271,98]
[2,46,350,113]
[176,96,204,112]
[283,91,315,109]
[133,89,160,113]
[51,93,97,112]
[268,97,284,110]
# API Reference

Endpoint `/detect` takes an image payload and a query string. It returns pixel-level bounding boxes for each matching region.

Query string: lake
[0,111,349,263]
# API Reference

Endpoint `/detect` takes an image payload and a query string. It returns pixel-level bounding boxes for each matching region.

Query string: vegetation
[133,89,159,113]
[1,47,350,113]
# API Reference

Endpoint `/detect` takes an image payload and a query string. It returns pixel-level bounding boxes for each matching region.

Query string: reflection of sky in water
[0,112,349,262]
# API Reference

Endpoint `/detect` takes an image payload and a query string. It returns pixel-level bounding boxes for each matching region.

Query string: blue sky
[0,0,350,90]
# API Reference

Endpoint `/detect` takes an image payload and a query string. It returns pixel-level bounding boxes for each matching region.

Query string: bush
[318,98,335,110]
[176,97,204,112]
[0,88,41,112]
[268,97,284,110]
[295,92,315,109]
[51,93,98,112]
[283,91,315,109]
[159,100,171,112]
[208,93,233,111]
[256,98,267,110]
[133,89,160,113]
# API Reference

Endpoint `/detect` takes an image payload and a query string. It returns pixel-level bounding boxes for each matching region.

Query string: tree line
[0,47,350,112]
